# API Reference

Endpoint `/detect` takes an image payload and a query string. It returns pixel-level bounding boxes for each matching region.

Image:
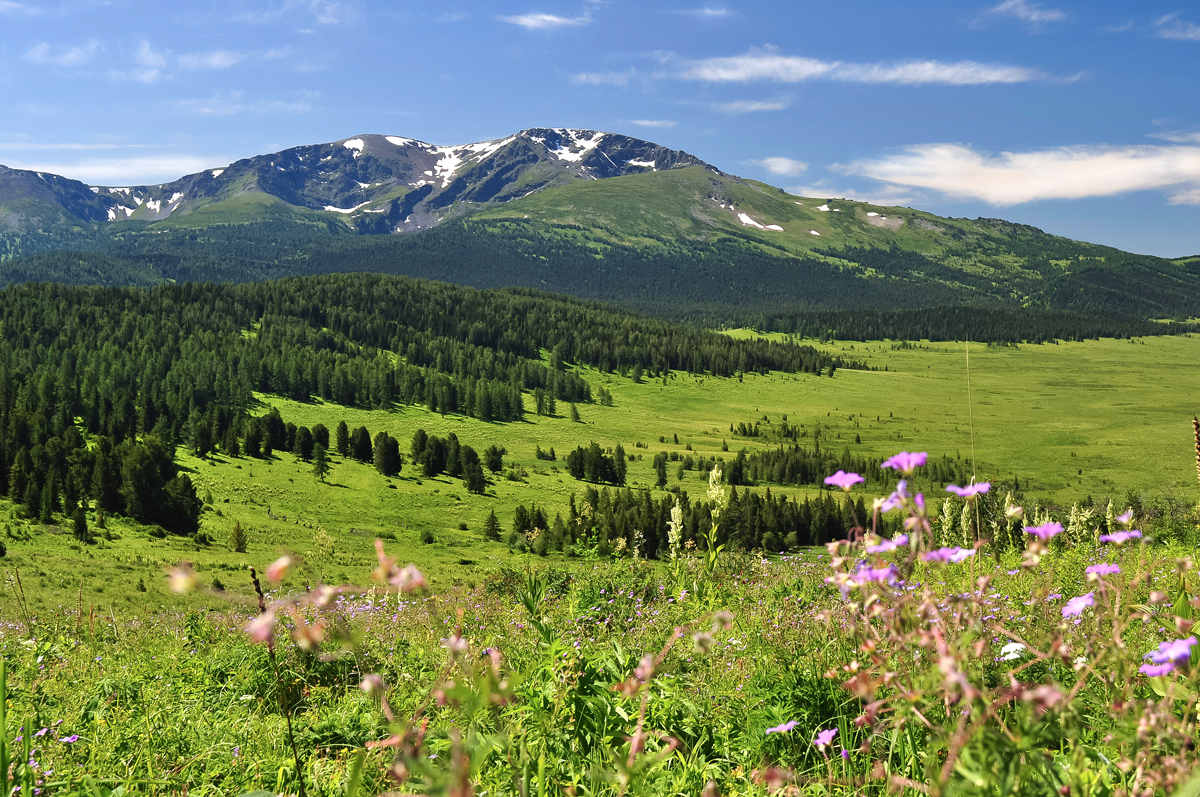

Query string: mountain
[2,127,1199,331]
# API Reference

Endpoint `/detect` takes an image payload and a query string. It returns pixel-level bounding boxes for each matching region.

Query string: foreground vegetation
[2,462,1198,796]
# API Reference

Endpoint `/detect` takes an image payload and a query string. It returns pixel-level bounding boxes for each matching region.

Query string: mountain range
[2,127,1198,329]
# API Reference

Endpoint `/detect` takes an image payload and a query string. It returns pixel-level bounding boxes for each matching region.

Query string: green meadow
[3,333,1198,619]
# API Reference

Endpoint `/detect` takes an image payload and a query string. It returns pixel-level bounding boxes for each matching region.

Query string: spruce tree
[72,506,89,543]
[570,403,581,422]
[229,520,248,553]
[336,421,350,457]
[312,443,330,482]
[483,510,501,541]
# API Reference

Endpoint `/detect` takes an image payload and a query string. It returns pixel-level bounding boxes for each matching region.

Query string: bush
[420,528,435,544]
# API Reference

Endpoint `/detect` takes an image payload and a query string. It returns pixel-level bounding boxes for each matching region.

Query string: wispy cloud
[842,142,1200,205]
[108,41,169,83]
[628,119,676,128]
[1150,130,1200,144]
[749,157,808,176]
[0,1,41,15]
[1155,13,1200,41]
[178,50,246,70]
[236,0,359,25]
[176,90,316,117]
[679,46,1044,85]
[670,7,732,17]
[788,180,916,207]
[498,12,590,29]
[712,99,788,113]
[985,0,1066,25]
[571,70,634,86]
[3,155,228,185]
[24,40,103,67]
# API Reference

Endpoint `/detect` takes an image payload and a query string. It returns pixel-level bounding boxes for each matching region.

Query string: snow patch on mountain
[547,129,604,163]
[810,230,821,235]
[765,224,784,231]
[145,199,161,213]
[324,201,371,214]
[211,169,224,178]
[432,147,463,187]
[627,159,656,169]
[343,138,365,157]
[738,213,765,229]
[816,204,830,212]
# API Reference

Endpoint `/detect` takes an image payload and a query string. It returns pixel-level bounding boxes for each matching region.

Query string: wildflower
[61,735,79,744]
[1062,592,1094,618]
[391,564,427,593]
[445,632,468,660]
[866,534,908,553]
[998,642,1026,661]
[1140,636,1198,677]
[1085,563,1120,581]
[167,564,198,594]
[765,720,798,734]
[1116,509,1133,525]
[265,556,293,582]
[946,482,990,498]
[360,674,386,697]
[711,610,734,632]
[1099,530,1142,545]
[881,451,927,475]
[813,727,838,749]
[667,499,684,559]
[290,612,325,652]
[923,547,975,564]
[1024,522,1063,541]
[879,480,908,512]
[824,470,864,491]
[245,610,276,644]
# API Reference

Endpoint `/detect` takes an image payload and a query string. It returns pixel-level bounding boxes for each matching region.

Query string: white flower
[998,642,1026,661]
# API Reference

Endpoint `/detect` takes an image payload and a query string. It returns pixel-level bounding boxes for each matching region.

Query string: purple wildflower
[814,727,838,748]
[1116,509,1133,525]
[1144,636,1198,669]
[923,547,975,564]
[61,735,79,744]
[854,564,899,585]
[765,720,798,734]
[1099,530,1142,544]
[1085,563,1120,577]
[879,480,908,512]
[881,451,927,475]
[866,534,909,553]
[825,470,864,491]
[1062,592,1094,618]
[1139,662,1176,677]
[946,482,990,498]
[1024,522,1063,541]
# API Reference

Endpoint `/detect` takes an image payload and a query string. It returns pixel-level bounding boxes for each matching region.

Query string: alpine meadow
[1,2,1199,796]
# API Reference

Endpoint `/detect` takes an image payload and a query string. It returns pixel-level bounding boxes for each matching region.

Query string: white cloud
[679,46,1043,85]
[628,119,676,128]
[176,91,315,117]
[788,181,917,207]
[712,99,788,113]
[4,155,227,185]
[236,0,359,25]
[1150,130,1200,144]
[843,142,1200,205]
[24,40,102,67]
[749,157,808,176]
[571,70,633,86]
[498,12,590,29]
[986,0,1065,24]
[0,1,40,15]
[178,50,245,70]
[109,40,168,83]
[1155,13,1200,41]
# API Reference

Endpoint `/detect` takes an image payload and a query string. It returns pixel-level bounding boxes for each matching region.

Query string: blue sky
[1,0,1198,256]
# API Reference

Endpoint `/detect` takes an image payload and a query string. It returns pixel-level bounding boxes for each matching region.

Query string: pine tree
[483,510,501,541]
[312,443,330,482]
[229,520,248,553]
[72,505,89,543]
[570,403,581,422]
[336,421,350,457]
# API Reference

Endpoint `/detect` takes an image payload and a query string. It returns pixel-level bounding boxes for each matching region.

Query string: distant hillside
[2,127,1199,336]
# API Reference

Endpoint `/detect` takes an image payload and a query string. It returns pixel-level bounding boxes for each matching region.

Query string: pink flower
[167,564,198,594]
[1062,592,1094,618]
[879,480,908,512]
[265,556,293,582]
[923,547,975,564]
[246,610,276,644]
[824,470,864,491]
[866,534,909,553]
[881,451,927,475]
[946,482,990,498]
[765,720,798,734]
[1099,530,1142,544]
[391,564,427,593]
[813,727,838,748]
[1116,509,1133,525]
[1024,522,1063,541]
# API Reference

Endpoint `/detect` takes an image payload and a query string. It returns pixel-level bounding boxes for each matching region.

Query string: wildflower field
[1,335,1199,795]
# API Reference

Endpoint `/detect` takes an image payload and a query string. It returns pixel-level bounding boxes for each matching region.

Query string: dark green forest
[3,218,1197,342]
[0,272,860,539]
